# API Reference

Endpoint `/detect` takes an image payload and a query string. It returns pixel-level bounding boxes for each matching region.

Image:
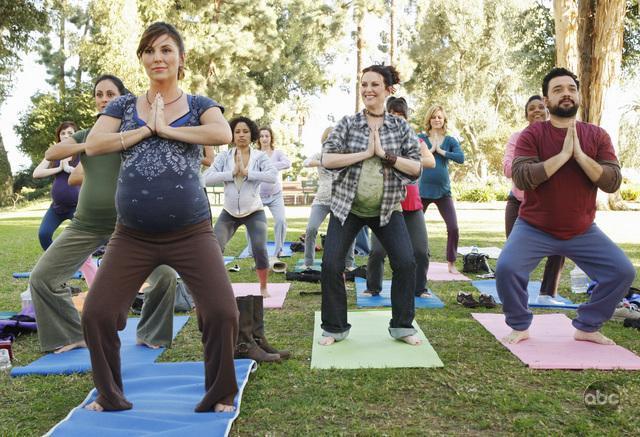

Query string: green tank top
[351,157,384,218]
[68,128,121,234]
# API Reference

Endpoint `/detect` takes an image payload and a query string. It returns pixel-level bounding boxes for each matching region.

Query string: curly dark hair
[386,96,409,118]
[229,116,260,143]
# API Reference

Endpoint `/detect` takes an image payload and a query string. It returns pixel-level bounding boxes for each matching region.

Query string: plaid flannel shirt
[322,111,421,226]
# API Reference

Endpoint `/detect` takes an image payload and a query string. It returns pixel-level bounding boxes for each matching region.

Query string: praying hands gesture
[148,93,167,138]
[233,151,248,178]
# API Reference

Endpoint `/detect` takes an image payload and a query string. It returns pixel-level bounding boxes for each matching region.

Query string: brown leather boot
[234,296,280,363]
[251,295,291,359]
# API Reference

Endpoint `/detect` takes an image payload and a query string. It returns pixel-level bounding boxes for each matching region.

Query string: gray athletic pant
[29,223,177,352]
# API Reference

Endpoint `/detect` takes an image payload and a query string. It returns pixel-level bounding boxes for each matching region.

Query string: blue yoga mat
[471,280,579,309]
[13,271,83,279]
[11,316,190,377]
[354,277,444,309]
[294,259,322,272]
[46,359,255,437]
[238,241,294,258]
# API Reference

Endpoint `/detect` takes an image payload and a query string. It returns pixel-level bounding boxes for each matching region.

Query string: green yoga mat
[311,310,444,369]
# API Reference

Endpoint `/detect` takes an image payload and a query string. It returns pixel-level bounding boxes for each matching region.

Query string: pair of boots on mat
[235,295,290,362]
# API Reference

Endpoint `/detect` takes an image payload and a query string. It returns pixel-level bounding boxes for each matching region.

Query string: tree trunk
[354,1,364,112]
[390,0,396,65]
[553,0,579,72]
[58,7,67,100]
[0,132,14,206]
[577,0,596,122]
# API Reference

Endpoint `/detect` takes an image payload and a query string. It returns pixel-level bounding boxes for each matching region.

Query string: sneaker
[228,264,241,272]
[478,293,497,308]
[612,303,640,321]
[535,295,564,306]
[456,292,479,308]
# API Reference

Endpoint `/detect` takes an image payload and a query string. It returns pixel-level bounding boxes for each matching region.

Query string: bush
[457,187,495,202]
[620,186,640,202]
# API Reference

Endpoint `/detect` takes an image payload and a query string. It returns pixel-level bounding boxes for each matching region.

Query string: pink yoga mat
[428,262,470,281]
[473,313,640,370]
[232,283,290,309]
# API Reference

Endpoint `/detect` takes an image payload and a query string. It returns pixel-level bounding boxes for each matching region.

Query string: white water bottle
[0,349,11,371]
[570,266,590,293]
[20,287,32,310]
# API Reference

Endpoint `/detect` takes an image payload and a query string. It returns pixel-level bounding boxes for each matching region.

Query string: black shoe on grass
[456,292,479,308]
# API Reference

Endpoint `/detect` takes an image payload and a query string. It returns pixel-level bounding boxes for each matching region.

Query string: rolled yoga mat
[354,277,444,309]
[11,316,190,377]
[311,310,444,369]
[13,271,83,279]
[471,279,579,309]
[473,313,640,370]
[45,359,256,437]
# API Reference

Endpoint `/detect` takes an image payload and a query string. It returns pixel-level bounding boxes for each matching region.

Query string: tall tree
[0,0,48,205]
[408,0,527,180]
[354,0,365,112]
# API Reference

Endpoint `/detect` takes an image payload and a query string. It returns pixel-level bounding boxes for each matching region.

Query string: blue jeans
[321,211,417,340]
[496,219,636,332]
[38,206,76,250]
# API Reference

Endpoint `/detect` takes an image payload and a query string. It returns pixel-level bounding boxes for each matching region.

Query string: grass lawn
[1,201,639,435]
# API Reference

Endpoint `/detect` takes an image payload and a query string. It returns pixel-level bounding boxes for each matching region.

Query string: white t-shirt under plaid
[322,111,421,226]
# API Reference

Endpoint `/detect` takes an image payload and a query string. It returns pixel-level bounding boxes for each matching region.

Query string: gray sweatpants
[29,223,177,352]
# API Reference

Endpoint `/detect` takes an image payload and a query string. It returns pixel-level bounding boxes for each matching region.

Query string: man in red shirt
[496,67,636,345]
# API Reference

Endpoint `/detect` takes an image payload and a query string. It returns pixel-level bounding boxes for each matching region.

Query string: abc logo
[583,382,620,411]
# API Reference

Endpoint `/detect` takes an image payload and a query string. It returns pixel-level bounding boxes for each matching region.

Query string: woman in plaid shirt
[319,65,423,346]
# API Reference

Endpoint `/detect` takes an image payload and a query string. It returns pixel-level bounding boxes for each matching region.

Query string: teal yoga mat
[294,259,322,272]
[11,316,190,376]
[46,359,256,437]
[238,241,294,258]
[471,280,579,309]
[311,311,444,369]
[354,277,444,309]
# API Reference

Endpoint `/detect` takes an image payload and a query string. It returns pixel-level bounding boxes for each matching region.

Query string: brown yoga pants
[82,220,239,412]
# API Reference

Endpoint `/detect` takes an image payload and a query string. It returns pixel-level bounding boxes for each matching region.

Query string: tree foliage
[14,86,95,162]
[407,0,527,181]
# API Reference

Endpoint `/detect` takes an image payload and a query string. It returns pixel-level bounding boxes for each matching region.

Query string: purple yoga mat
[428,262,470,281]
[473,313,640,370]
[232,283,290,309]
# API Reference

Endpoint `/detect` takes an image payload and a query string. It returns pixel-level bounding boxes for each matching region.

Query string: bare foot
[214,403,236,413]
[399,334,422,345]
[318,336,336,346]
[136,339,161,349]
[574,330,616,345]
[502,329,530,344]
[54,340,86,354]
[416,290,432,299]
[260,288,271,298]
[84,401,104,412]
[447,262,459,274]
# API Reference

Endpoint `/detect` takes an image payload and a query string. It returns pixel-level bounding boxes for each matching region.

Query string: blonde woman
[418,105,464,273]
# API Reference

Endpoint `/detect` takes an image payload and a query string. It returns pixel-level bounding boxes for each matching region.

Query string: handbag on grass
[462,248,492,274]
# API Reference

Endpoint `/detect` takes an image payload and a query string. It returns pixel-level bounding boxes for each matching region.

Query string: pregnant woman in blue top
[80,22,238,414]
[418,104,464,273]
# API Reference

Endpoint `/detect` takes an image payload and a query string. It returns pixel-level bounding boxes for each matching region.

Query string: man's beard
[548,100,579,117]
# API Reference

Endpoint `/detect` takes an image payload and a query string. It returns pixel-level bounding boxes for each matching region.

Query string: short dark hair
[362,64,401,88]
[229,116,260,143]
[137,22,186,80]
[524,95,543,118]
[386,96,408,118]
[55,121,78,142]
[542,67,579,97]
[93,75,129,96]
